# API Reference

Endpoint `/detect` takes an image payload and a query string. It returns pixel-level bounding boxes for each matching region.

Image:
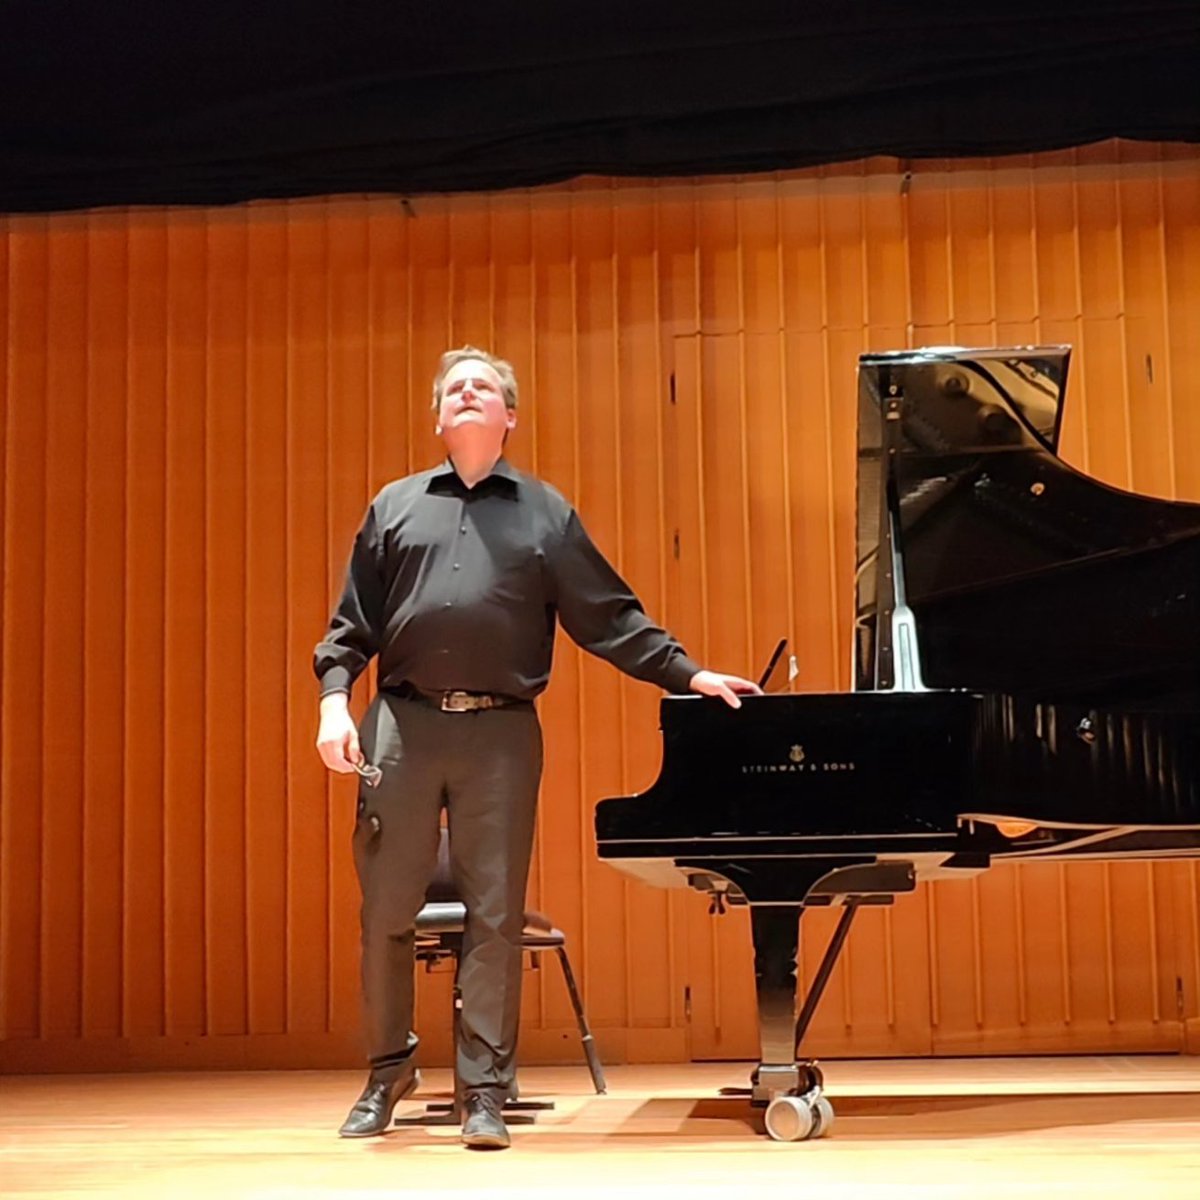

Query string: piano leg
[747,901,860,1141]
[751,904,802,1066]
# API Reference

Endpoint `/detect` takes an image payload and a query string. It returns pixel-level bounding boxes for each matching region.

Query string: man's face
[436,359,516,443]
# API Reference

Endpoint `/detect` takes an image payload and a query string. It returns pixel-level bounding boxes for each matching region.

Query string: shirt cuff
[318,666,355,698]
[663,654,703,695]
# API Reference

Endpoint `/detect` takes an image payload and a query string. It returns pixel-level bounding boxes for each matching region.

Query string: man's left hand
[688,670,763,709]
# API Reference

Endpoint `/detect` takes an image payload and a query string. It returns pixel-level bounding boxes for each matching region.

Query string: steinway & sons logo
[741,743,858,775]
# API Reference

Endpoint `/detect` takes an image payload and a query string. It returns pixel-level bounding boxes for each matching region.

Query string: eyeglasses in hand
[351,759,383,788]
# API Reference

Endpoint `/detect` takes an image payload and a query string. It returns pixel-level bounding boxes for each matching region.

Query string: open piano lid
[854,346,1200,709]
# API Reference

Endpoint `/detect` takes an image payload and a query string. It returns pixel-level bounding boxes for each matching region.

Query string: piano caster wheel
[809,1095,835,1139]
[764,1095,815,1142]
[763,1092,835,1142]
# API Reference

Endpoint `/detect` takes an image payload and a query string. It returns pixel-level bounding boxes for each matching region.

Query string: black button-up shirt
[313,458,701,701]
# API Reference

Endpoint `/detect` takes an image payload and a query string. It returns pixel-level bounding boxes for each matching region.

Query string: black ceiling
[2,1,1198,213]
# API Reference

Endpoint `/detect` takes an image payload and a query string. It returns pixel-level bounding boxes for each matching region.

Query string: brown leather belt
[389,682,530,713]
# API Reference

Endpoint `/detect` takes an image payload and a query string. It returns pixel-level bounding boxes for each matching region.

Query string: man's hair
[431,345,519,411]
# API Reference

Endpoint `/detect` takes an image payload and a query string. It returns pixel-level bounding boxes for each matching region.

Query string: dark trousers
[352,692,543,1101]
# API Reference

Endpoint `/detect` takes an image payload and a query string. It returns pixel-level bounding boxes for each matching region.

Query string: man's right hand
[316,693,362,773]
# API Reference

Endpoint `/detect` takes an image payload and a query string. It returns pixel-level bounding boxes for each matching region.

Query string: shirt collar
[430,456,520,492]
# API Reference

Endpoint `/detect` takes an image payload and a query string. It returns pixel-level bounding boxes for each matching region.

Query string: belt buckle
[441,690,474,712]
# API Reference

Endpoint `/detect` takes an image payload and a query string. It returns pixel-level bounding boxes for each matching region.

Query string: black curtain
[2,0,1198,214]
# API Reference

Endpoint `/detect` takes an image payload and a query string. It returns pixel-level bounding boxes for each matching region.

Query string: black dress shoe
[461,1092,510,1149]
[338,1064,420,1138]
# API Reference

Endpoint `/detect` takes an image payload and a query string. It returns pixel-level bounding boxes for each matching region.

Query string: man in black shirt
[315,346,759,1148]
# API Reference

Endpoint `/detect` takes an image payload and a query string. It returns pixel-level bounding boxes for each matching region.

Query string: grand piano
[594,346,1200,1141]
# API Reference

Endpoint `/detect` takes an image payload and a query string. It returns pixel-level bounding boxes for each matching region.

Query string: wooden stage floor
[4,1058,1200,1198]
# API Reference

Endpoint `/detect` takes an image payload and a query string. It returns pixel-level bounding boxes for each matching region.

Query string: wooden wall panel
[244,212,289,1039]
[41,220,87,1041]
[204,211,248,1040]
[325,205,369,1040]
[1,219,48,1041]
[2,141,1199,1071]
[123,213,168,1039]
[82,213,127,1041]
